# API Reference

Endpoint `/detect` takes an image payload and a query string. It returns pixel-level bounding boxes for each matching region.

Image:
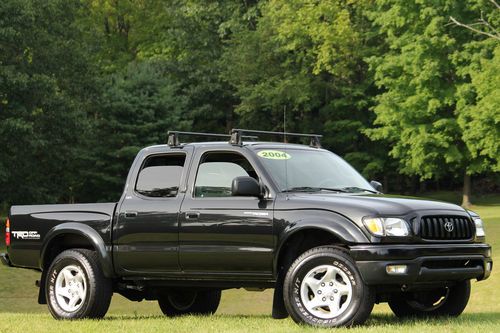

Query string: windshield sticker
[257,150,291,160]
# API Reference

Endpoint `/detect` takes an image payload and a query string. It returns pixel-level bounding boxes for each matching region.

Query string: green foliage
[87,61,191,201]
[222,0,387,177]
[0,0,498,206]
[128,0,244,132]
[0,0,98,204]
[456,43,500,173]
[366,0,499,182]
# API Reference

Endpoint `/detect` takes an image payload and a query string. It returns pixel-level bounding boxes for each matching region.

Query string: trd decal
[11,231,41,240]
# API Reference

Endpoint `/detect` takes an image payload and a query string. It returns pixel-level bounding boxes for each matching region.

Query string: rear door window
[135,154,186,197]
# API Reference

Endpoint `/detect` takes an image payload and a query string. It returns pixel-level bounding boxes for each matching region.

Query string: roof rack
[167,130,258,147]
[230,128,322,148]
[167,129,323,148]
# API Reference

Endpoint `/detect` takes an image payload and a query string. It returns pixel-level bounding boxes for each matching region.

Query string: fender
[39,222,114,278]
[273,209,369,274]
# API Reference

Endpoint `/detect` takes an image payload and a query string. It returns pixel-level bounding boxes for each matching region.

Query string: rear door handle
[185,211,200,219]
[125,211,138,218]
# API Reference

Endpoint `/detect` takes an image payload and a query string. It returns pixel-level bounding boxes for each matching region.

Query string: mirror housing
[370,180,383,192]
[231,176,262,198]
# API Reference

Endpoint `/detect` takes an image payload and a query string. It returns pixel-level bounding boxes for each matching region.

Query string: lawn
[0,192,498,332]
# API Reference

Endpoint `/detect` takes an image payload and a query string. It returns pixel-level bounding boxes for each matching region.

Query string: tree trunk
[462,172,472,208]
[225,109,233,133]
[419,180,427,193]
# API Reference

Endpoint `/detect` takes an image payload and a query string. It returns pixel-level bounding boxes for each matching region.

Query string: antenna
[283,105,288,194]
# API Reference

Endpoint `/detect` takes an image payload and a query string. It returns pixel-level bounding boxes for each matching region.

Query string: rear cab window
[135,154,186,197]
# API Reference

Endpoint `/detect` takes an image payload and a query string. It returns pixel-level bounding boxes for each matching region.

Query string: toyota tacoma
[1,129,493,327]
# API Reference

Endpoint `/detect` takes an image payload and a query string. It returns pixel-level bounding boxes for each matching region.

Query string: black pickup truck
[1,129,492,327]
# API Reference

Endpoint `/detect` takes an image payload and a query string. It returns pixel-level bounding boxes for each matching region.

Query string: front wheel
[158,289,221,316]
[45,249,112,319]
[283,247,374,327]
[388,280,471,318]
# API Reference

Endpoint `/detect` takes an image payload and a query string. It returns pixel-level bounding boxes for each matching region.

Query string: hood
[282,193,467,222]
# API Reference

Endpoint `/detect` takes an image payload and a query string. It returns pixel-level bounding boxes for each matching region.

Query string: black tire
[388,280,471,318]
[283,247,374,327]
[45,249,112,319]
[158,289,221,316]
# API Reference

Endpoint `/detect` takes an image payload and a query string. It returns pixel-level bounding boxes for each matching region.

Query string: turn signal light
[5,218,10,247]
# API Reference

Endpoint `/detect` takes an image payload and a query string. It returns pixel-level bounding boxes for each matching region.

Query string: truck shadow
[99,312,500,325]
[367,312,500,325]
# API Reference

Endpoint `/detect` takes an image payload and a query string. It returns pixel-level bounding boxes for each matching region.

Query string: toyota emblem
[444,221,454,232]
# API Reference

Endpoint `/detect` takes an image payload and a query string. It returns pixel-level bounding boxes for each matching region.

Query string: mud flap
[37,270,47,304]
[272,270,289,319]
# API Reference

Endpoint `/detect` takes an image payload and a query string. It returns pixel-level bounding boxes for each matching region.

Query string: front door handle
[125,211,138,218]
[185,211,200,219]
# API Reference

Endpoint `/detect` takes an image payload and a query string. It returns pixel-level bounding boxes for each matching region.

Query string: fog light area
[386,264,408,275]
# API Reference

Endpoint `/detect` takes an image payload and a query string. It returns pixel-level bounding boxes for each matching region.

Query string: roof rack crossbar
[167,131,257,146]
[230,128,322,148]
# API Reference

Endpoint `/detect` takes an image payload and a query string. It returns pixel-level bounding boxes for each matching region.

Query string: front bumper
[350,243,492,285]
[1,253,12,267]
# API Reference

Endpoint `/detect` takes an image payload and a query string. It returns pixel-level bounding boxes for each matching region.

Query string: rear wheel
[158,289,221,316]
[388,280,471,318]
[45,249,112,319]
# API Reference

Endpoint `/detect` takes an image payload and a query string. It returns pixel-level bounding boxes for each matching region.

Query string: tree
[128,0,246,132]
[453,0,500,206]
[366,0,498,206]
[222,0,388,179]
[0,0,99,205]
[86,61,191,201]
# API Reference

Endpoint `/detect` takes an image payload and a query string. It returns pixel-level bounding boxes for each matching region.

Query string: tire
[283,247,374,327]
[388,280,471,318]
[158,289,221,316]
[45,249,113,319]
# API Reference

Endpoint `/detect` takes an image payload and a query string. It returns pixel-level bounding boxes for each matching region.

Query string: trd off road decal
[11,230,41,240]
[257,150,291,160]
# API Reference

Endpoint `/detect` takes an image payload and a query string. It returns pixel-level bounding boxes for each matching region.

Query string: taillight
[5,218,10,247]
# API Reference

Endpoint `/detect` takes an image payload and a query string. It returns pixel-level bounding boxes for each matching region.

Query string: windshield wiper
[317,187,349,193]
[282,186,321,193]
[282,186,377,194]
[338,186,378,194]
[282,187,348,193]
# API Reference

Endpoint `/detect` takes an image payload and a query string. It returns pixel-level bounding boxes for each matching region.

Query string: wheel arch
[274,216,368,276]
[40,223,113,276]
[38,223,114,304]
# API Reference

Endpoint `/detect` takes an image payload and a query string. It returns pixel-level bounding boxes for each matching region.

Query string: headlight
[473,217,485,237]
[363,217,409,237]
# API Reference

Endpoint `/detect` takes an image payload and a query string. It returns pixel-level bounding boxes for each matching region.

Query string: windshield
[255,148,375,193]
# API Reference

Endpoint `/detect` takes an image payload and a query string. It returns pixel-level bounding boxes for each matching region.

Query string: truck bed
[8,203,116,269]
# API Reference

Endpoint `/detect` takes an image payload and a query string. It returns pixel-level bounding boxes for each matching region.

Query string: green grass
[0,313,499,333]
[0,192,499,332]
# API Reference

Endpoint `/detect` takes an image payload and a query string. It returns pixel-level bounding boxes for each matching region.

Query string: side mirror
[370,180,383,192]
[231,176,262,198]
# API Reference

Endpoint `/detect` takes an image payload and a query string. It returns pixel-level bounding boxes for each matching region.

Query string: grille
[419,216,474,240]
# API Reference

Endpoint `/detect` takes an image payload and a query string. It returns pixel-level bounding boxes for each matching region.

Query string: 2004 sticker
[257,150,291,160]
